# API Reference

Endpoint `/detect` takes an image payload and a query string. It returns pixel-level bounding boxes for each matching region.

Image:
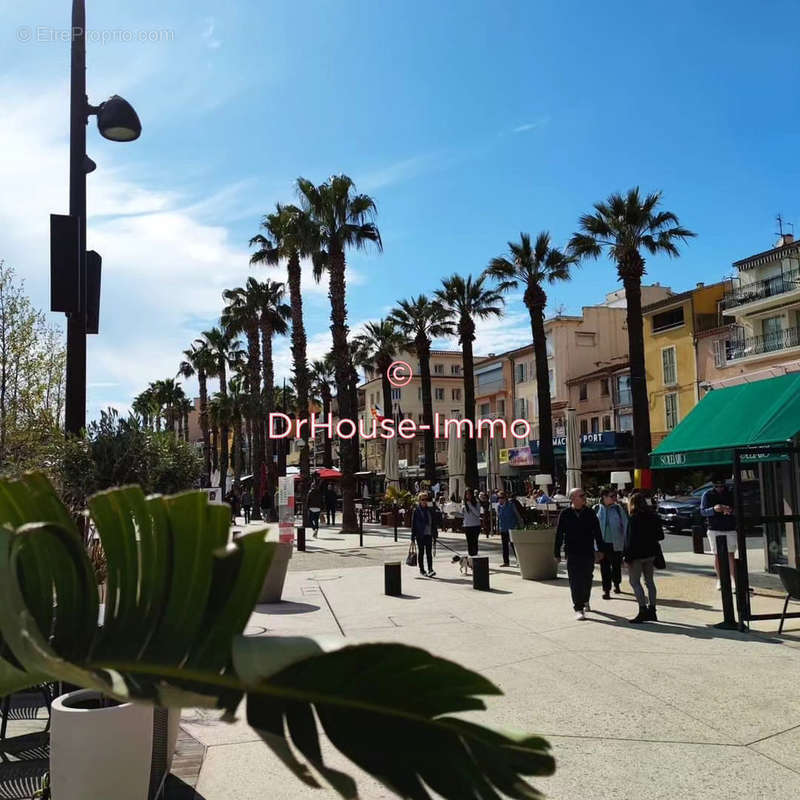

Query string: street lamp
[59,2,141,436]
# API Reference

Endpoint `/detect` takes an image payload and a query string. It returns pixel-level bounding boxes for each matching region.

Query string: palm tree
[250,204,317,521]
[132,388,158,430]
[180,397,193,442]
[297,175,382,530]
[178,340,216,486]
[353,319,404,420]
[568,189,695,469]
[310,356,335,467]
[486,233,574,476]
[390,296,453,483]
[435,274,504,488]
[201,327,243,494]
[226,375,247,491]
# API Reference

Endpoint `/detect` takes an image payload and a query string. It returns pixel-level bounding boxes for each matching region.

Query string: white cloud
[201,17,221,50]
[511,116,551,134]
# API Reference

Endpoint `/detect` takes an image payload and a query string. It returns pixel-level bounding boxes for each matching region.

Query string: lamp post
[63,1,141,436]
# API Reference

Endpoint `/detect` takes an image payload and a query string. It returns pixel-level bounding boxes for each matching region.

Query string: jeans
[500,530,516,564]
[628,557,657,607]
[326,507,336,525]
[567,557,595,611]
[309,510,320,532]
[415,535,433,573]
[600,544,622,592]
[242,505,251,524]
[464,526,480,556]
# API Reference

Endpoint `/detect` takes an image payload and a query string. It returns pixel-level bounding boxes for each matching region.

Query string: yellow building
[642,281,725,448]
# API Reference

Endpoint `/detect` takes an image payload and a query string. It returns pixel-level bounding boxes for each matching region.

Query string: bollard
[714,535,737,629]
[691,525,705,555]
[734,556,749,632]
[359,508,364,547]
[384,561,402,596]
[472,556,490,591]
[393,507,398,542]
[296,526,305,552]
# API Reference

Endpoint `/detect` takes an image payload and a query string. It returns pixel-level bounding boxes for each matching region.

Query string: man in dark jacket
[324,485,338,526]
[411,493,438,577]
[701,474,736,590]
[306,480,323,537]
[555,487,604,620]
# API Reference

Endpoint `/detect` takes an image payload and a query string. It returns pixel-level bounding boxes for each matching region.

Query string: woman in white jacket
[462,488,482,556]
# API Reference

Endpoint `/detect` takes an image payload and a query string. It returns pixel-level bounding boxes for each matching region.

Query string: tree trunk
[211,425,219,473]
[199,372,211,487]
[349,368,361,472]
[260,321,276,505]
[623,273,652,469]
[461,319,479,489]
[530,301,555,475]
[288,252,311,526]
[184,408,189,442]
[322,389,332,466]
[328,248,357,531]
[418,336,436,483]
[218,367,229,493]
[246,324,263,519]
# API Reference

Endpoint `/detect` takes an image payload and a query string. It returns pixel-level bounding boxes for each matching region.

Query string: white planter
[50,689,179,800]
[510,528,558,580]
[258,540,293,603]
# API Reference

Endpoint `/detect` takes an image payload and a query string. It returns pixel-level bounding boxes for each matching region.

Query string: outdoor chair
[777,565,800,634]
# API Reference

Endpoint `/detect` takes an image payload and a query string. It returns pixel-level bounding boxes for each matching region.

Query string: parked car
[657,479,761,534]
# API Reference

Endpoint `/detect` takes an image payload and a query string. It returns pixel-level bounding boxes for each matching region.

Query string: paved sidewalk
[176,526,800,800]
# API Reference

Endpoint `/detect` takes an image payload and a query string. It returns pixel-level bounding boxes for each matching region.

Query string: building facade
[642,281,726,448]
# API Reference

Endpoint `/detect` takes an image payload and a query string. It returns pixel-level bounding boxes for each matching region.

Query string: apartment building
[697,234,800,393]
[358,349,479,472]
[642,281,726,448]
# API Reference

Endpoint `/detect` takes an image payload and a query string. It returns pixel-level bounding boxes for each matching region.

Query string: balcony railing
[722,268,800,310]
[475,378,506,395]
[727,325,800,361]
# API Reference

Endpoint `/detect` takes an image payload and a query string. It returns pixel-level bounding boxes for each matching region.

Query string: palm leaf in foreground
[0,474,554,799]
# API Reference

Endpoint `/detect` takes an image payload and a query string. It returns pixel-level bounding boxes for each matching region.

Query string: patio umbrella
[384,434,400,489]
[565,407,582,493]
[487,432,502,493]
[447,429,465,501]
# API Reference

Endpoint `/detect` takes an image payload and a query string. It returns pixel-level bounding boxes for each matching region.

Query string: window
[418,414,424,424]
[763,315,783,351]
[391,388,401,401]
[576,332,596,347]
[435,388,445,401]
[579,382,588,401]
[616,375,632,406]
[451,409,461,419]
[433,363,444,375]
[580,419,588,435]
[600,378,609,396]
[662,346,677,386]
[546,334,554,357]
[619,412,633,431]
[591,417,599,434]
[602,415,611,431]
[713,339,726,368]
[665,392,679,430]
[480,403,490,416]
[498,398,505,415]
[452,388,462,401]
[450,365,462,375]
[652,306,685,333]
[516,363,527,383]
[436,439,447,452]
[548,368,555,392]
[515,398,528,418]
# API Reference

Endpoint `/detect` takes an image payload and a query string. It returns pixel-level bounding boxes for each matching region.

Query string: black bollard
[472,556,490,591]
[393,507,398,543]
[359,508,364,547]
[296,526,305,552]
[691,524,705,555]
[714,535,737,629]
[384,561,402,596]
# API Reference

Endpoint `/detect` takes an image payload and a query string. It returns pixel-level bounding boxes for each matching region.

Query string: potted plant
[510,521,558,580]
[0,473,555,799]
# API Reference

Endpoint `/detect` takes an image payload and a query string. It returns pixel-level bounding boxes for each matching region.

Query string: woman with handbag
[624,492,665,624]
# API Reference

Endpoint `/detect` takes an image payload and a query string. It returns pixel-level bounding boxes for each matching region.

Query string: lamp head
[96,95,141,142]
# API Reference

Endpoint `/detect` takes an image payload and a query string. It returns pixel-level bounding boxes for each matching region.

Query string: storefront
[650,372,800,572]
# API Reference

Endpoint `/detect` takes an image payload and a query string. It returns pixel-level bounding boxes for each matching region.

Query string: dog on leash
[451,554,472,575]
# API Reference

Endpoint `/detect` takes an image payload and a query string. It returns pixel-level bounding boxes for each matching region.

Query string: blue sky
[2,0,799,416]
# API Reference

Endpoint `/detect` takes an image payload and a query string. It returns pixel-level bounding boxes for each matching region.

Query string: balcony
[475,378,506,395]
[722,268,800,311]
[727,325,800,361]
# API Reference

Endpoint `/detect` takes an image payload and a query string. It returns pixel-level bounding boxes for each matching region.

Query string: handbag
[653,543,666,570]
[406,540,418,567]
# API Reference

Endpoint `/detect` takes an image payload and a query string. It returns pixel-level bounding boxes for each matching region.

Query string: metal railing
[727,325,800,361]
[723,268,800,310]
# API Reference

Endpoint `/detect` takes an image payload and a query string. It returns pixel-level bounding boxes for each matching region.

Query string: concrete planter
[258,540,293,603]
[50,689,179,800]
[510,528,557,580]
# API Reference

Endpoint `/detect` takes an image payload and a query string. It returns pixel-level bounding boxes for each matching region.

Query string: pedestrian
[306,479,323,537]
[478,490,491,537]
[260,490,272,521]
[411,492,437,577]
[701,473,737,590]
[624,491,664,623]
[554,487,605,620]
[461,488,482,556]
[325,484,338,526]
[496,490,521,567]
[241,486,253,525]
[594,486,629,599]
[229,488,241,523]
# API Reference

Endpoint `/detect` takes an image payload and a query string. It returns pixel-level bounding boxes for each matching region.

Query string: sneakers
[575,610,586,621]
[428,570,436,578]
[584,603,591,613]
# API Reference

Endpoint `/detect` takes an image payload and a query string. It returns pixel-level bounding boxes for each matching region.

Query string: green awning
[650,372,800,469]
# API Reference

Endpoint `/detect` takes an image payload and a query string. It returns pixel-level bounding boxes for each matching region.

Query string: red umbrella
[294,468,341,481]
